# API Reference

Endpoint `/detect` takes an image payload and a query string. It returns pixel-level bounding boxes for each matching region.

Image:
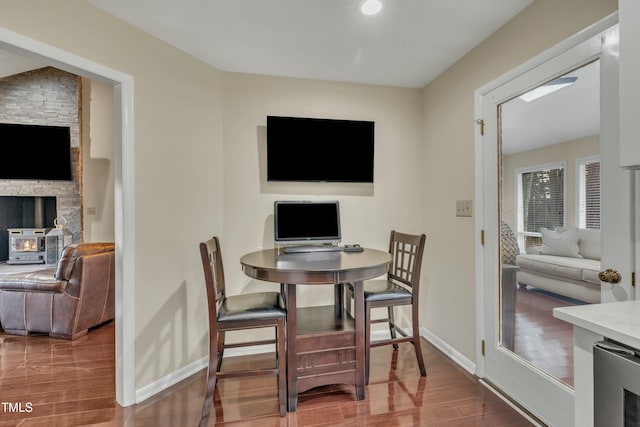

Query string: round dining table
[240,247,391,411]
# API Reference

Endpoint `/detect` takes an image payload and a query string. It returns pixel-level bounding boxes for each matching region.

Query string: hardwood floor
[512,286,585,386]
[0,322,532,426]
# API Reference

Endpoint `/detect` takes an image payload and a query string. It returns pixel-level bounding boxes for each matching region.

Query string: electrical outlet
[456,200,472,217]
[87,207,97,215]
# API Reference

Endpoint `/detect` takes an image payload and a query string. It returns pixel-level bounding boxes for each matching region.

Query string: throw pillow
[500,221,520,265]
[577,228,601,260]
[539,227,582,258]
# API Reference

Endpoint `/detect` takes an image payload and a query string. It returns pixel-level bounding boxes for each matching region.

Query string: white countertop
[554,300,640,350]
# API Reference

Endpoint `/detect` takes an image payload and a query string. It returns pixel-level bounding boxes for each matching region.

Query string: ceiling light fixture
[361,0,382,15]
[519,76,578,103]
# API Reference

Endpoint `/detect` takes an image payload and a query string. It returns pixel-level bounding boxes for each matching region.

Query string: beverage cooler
[594,340,640,427]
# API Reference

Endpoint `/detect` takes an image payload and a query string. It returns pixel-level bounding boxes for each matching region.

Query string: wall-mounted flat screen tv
[0,123,73,181]
[267,116,374,183]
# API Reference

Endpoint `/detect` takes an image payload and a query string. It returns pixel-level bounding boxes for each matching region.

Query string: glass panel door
[478,22,623,425]
[499,60,601,387]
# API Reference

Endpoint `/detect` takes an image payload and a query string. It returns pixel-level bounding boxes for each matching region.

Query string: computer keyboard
[282,245,343,254]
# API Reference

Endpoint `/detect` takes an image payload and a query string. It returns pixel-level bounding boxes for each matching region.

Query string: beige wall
[82,79,115,242]
[0,0,225,390]
[421,0,616,362]
[221,72,424,313]
[502,134,599,231]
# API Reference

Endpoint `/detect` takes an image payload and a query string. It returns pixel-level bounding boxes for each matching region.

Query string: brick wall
[0,67,82,243]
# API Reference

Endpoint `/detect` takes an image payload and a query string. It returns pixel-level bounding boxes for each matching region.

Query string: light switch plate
[456,200,472,217]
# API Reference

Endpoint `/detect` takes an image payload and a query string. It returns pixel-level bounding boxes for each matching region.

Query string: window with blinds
[516,163,565,250]
[521,167,565,232]
[578,158,600,229]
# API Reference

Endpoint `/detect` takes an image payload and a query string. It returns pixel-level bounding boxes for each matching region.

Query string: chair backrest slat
[388,230,426,291]
[199,237,227,326]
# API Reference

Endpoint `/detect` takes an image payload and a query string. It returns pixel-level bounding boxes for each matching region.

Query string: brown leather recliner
[0,242,115,339]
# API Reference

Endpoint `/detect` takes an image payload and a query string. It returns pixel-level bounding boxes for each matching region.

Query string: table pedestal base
[296,305,356,394]
[286,283,366,411]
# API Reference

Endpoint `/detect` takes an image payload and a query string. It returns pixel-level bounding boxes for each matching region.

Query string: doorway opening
[0,25,135,406]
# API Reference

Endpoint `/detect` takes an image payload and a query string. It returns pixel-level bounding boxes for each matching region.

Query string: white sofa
[515,227,601,304]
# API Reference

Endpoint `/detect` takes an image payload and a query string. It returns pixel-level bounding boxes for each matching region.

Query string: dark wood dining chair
[198,237,286,426]
[346,230,427,384]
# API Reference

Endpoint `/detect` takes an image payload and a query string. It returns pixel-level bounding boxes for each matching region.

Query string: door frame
[473,12,619,423]
[0,26,137,406]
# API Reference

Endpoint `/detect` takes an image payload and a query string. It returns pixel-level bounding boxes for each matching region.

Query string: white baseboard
[373,327,476,376]
[136,356,207,403]
[419,327,476,375]
[135,330,475,404]
[134,344,275,404]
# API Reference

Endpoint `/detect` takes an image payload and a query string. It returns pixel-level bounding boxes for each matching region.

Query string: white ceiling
[501,60,600,155]
[86,0,533,88]
[1,0,598,153]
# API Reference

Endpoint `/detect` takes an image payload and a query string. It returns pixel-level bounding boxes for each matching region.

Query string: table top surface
[241,248,390,271]
[240,248,391,284]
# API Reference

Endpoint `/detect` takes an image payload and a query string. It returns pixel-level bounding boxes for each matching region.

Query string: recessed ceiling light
[361,0,382,15]
[519,76,578,102]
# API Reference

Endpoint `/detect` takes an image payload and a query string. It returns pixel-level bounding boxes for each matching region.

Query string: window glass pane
[584,161,600,229]
[578,160,601,230]
[521,168,564,232]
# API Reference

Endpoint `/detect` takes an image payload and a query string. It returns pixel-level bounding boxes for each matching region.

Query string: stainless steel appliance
[594,340,640,427]
[7,228,47,264]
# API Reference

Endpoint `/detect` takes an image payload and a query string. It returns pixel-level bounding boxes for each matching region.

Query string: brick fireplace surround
[0,67,82,262]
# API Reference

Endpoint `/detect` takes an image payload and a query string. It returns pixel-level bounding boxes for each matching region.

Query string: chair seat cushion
[218,291,286,322]
[0,269,66,293]
[362,279,412,302]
